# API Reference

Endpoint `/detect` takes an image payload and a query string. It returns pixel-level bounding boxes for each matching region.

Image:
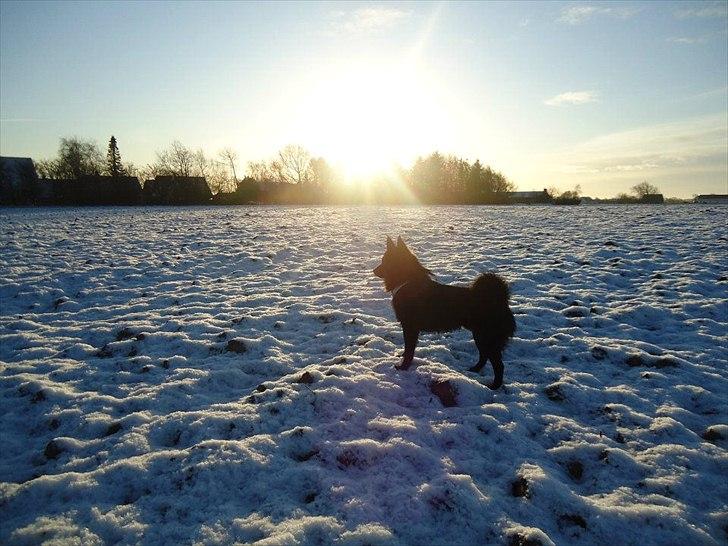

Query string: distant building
[640,194,664,204]
[60,176,143,205]
[0,156,38,204]
[508,189,552,204]
[143,176,212,205]
[694,194,728,204]
[29,176,142,205]
[34,179,66,204]
[211,177,260,205]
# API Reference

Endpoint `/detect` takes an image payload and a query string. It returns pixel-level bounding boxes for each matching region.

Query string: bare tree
[487,168,516,193]
[615,192,638,203]
[549,184,582,200]
[631,180,660,198]
[245,145,314,185]
[61,137,104,178]
[193,149,211,179]
[247,160,275,183]
[155,141,194,177]
[275,144,313,184]
[206,160,233,194]
[219,148,238,186]
[34,137,104,179]
[34,159,63,179]
[136,163,163,185]
[310,157,338,188]
[123,161,138,179]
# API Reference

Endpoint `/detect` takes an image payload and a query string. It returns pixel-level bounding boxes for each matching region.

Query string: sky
[1,0,726,197]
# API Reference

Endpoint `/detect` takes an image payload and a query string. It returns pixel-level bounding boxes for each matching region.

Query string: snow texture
[1,205,727,545]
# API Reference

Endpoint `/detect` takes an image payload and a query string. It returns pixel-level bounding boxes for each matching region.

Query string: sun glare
[294,62,451,180]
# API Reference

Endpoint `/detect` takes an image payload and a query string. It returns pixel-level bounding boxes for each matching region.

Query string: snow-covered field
[0,205,726,546]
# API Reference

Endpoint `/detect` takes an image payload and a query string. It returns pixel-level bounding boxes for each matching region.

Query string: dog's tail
[471,272,510,305]
[472,272,516,341]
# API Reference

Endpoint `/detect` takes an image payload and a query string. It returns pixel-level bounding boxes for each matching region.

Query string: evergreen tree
[106,136,124,178]
[467,159,485,202]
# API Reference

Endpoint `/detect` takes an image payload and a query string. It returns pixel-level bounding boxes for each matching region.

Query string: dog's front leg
[396,326,418,370]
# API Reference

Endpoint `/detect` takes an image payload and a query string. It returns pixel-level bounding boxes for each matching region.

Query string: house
[143,176,212,205]
[694,194,728,204]
[508,189,553,204]
[60,176,143,205]
[0,156,38,204]
[28,176,142,205]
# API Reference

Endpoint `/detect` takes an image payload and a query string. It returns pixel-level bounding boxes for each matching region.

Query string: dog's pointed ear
[397,236,408,251]
[386,236,395,251]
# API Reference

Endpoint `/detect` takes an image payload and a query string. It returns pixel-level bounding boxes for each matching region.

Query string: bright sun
[294,62,451,179]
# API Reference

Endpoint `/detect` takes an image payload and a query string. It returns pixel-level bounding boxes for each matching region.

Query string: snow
[0,204,726,545]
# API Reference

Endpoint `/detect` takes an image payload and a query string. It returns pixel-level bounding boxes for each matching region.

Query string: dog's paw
[395,362,412,371]
[468,365,482,373]
[487,382,502,390]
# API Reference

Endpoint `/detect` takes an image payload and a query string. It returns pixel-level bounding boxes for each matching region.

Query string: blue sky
[1,0,726,197]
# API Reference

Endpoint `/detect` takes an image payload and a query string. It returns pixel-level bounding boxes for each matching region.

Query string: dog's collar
[391,281,409,297]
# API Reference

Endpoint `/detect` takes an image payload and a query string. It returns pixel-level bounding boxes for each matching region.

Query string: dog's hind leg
[488,351,504,390]
[468,357,487,373]
[396,326,418,370]
[469,333,504,389]
[468,330,488,373]
[468,329,488,373]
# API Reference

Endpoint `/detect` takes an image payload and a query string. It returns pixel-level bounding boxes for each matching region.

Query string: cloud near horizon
[544,91,598,106]
[528,113,727,197]
[549,113,727,176]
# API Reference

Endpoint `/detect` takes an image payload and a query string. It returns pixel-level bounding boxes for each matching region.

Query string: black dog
[374,236,515,389]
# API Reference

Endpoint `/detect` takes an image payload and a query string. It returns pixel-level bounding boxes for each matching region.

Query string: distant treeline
[0,136,666,206]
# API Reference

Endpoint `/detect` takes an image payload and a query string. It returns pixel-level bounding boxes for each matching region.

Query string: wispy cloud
[325,7,410,35]
[666,36,707,45]
[559,5,601,25]
[674,3,728,19]
[667,28,726,45]
[558,4,639,25]
[550,114,728,175]
[682,85,728,101]
[544,91,598,106]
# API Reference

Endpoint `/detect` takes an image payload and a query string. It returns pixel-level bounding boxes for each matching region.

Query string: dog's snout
[373,265,383,278]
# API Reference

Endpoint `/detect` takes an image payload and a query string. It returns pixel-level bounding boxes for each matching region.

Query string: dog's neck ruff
[391,281,409,297]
